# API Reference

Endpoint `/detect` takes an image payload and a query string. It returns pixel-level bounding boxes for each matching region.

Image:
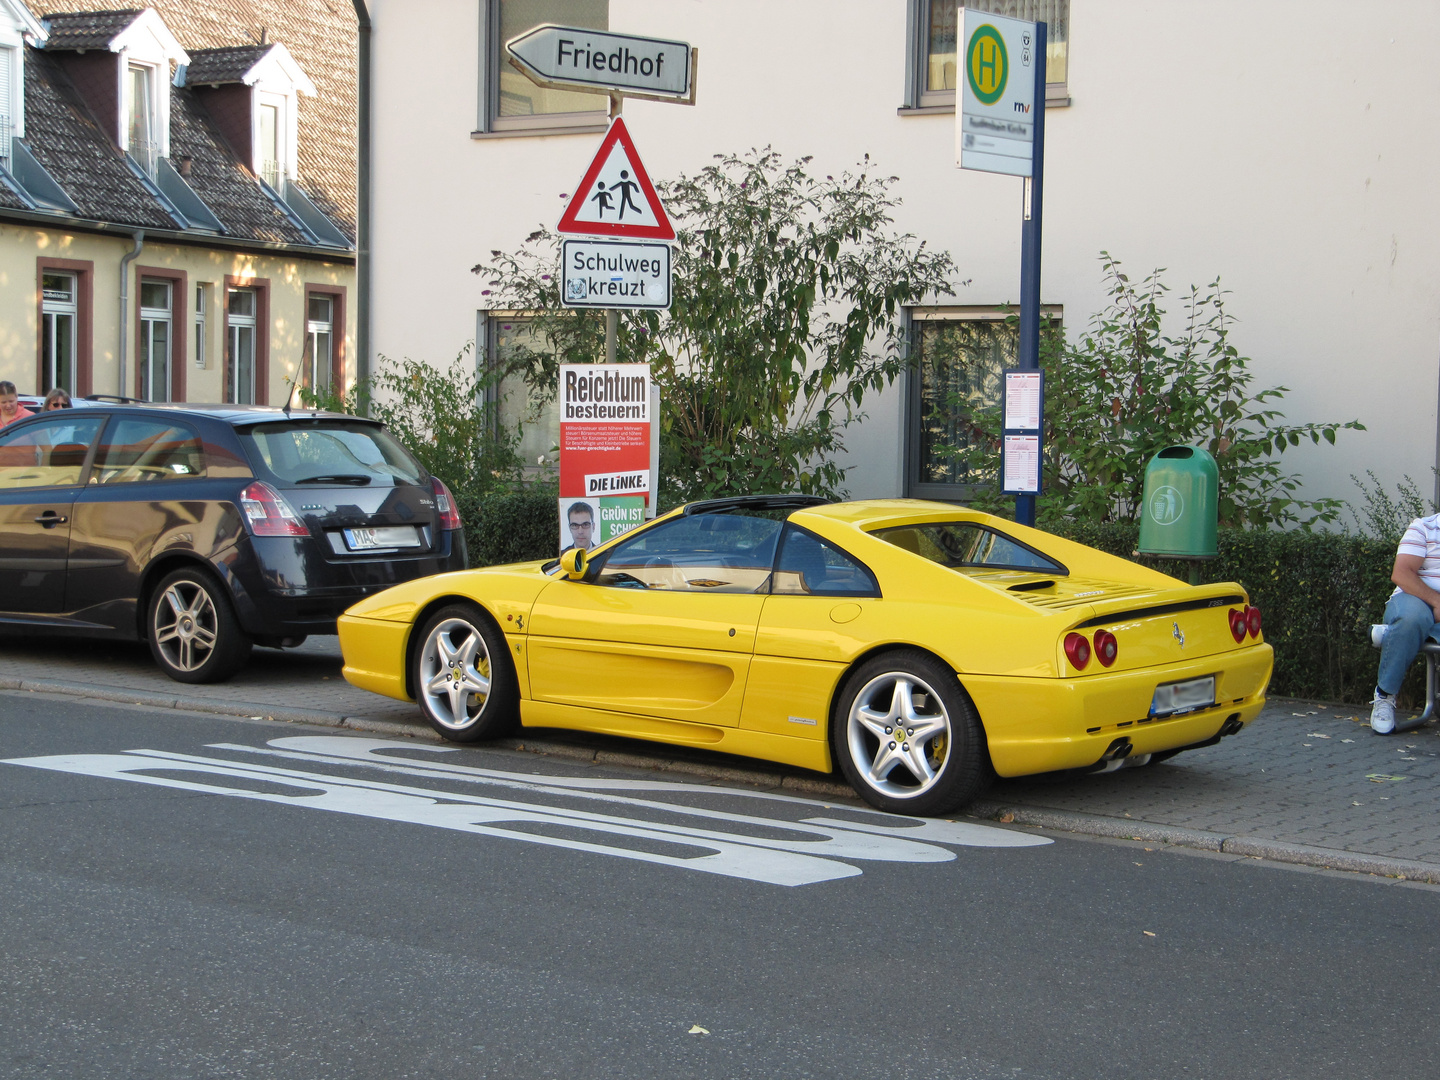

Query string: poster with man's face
[558,495,645,554]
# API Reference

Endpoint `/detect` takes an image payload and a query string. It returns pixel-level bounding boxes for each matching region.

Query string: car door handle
[33,512,68,527]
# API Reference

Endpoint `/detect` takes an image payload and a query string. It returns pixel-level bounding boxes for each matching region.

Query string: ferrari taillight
[1094,629,1118,667]
[1246,604,1262,638]
[1064,632,1091,671]
[1229,608,1247,643]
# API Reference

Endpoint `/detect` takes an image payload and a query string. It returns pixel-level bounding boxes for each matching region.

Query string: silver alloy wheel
[846,670,952,799]
[152,580,220,673]
[418,617,492,731]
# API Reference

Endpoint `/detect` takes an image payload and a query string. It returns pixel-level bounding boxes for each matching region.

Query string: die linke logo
[557,117,675,241]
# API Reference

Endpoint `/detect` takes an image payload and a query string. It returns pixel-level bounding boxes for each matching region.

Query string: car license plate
[344,526,422,551]
[1150,675,1216,717]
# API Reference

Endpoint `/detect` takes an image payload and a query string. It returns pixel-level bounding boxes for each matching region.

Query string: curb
[8,677,1439,884]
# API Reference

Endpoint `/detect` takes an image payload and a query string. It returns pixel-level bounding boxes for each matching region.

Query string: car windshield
[872,522,1065,574]
[238,422,424,487]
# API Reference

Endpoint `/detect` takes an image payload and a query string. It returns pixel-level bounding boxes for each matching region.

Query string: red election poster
[558,363,652,553]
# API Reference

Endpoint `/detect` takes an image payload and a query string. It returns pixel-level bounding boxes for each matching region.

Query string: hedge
[456,496,1408,708]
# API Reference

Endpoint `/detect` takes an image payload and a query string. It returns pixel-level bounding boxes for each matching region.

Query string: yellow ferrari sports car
[338,496,1272,816]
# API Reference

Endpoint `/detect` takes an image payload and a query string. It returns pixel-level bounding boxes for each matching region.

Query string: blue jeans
[1377,592,1440,695]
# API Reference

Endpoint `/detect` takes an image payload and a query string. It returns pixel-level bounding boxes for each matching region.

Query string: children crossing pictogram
[557,117,675,240]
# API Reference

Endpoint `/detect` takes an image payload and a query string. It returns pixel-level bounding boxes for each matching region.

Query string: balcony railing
[0,115,11,170]
[260,157,281,189]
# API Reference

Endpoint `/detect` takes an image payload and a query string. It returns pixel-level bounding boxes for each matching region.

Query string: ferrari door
[527,511,783,727]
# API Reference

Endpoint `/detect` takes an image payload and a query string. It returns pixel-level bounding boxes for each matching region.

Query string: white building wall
[370,0,1440,506]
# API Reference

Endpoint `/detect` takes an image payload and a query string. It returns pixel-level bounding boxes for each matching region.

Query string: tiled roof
[39,9,143,50]
[30,1,357,242]
[184,44,269,86]
[22,48,181,229]
[168,86,310,244]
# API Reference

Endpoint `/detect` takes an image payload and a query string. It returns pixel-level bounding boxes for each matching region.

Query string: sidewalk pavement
[4,635,1439,884]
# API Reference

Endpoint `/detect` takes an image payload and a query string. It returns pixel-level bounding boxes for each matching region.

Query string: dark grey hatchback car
[0,403,467,682]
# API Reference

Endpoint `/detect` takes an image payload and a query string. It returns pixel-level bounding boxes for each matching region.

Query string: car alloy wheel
[413,604,519,742]
[833,650,987,815]
[147,567,252,684]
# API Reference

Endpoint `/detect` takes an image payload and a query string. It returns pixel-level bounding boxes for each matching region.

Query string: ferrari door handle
[33,512,68,527]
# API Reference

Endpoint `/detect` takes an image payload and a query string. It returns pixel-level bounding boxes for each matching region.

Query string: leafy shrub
[1346,470,1438,543]
[959,255,1363,528]
[472,149,957,504]
[468,489,559,565]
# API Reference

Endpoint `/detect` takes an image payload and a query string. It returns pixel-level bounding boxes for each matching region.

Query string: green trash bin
[1138,445,1218,560]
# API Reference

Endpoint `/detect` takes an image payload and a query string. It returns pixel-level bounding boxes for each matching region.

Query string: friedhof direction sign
[957,9,1038,177]
[506,25,692,101]
[562,239,671,309]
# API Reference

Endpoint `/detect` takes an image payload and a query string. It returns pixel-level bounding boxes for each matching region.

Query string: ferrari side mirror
[559,546,587,580]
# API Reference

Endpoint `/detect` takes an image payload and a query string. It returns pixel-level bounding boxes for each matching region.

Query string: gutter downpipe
[117,230,144,397]
[352,0,372,414]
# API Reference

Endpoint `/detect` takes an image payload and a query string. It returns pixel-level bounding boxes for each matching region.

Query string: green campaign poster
[599,496,645,543]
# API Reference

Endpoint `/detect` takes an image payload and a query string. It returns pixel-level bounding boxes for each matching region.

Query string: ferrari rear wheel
[412,604,519,742]
[832,650,987,815]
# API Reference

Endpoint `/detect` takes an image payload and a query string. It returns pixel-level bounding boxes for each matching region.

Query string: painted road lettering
[4,736,1050,887]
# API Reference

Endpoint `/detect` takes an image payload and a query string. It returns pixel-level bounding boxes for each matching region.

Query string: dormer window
[126,62,158,174]
[258,96,280,188]
[0,0,44,169]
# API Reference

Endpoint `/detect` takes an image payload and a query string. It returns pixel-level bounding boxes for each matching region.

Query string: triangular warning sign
[557,117,675,241]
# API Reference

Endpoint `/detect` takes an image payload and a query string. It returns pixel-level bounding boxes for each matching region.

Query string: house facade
[0,1,356,406]
[363,0,1440,507]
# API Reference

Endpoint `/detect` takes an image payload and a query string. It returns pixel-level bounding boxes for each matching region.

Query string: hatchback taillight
[1229,608,1248,643]
[239,481,308,537]
[1094,629,1118,667]
[1064,632,1091,671]
[432,476,462,530]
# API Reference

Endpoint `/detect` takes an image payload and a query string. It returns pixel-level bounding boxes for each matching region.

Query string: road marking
[3,736,1049,887]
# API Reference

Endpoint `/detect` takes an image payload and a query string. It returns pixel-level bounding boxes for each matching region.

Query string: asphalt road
[2,691,1437,1080]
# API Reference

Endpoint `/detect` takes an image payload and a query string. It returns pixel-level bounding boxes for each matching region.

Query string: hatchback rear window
[238,422,425,487]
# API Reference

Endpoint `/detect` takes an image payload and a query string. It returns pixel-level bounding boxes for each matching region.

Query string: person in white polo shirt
[1372,513,1440,733]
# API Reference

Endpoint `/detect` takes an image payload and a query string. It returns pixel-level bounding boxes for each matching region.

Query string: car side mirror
[559,546,587,581]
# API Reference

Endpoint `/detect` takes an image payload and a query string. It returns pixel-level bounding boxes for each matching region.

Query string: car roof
[73,401,376,427]
[790,498,987,531]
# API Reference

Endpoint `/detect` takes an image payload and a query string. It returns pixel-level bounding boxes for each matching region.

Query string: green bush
[1052,522,1408,707]
[468,489,559,566]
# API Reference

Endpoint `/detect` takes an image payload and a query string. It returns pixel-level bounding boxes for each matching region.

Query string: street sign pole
[1014,21,1046,529]
[606,93,622,366]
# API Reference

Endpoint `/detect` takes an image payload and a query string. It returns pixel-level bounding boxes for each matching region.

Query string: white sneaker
[1371,692,1398,735]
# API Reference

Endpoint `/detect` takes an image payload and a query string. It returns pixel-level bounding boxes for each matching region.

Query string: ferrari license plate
[1150,675,1215,717]
[344,526,422,551]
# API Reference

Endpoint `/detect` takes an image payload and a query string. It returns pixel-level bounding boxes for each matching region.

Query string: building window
[226,288,257,404]
[258,99,281,187]
[303,294,333,392]
[905,309,1060,500]
[907,0,1069,111]
[481,0,609,135]
[487,314,559,475]
[126,63,158,174]
[41,272,76,394]
[138,279,172,402]
[0,45,14,168]
[194,284,208,369]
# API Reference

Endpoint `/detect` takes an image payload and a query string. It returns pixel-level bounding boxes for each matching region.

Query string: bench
[1370,623,1439,731]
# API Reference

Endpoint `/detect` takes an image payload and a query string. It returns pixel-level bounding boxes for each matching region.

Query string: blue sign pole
[1015,21,1046,528]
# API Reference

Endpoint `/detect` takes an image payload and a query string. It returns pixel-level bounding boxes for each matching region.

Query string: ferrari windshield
[873,522,1065,574]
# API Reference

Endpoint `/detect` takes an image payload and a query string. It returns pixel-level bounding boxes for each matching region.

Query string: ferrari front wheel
[832,651,987,815]
[412,604,519,742]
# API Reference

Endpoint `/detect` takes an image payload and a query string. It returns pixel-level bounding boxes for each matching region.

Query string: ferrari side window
[594,512,783,593]
[772,526,880,597]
